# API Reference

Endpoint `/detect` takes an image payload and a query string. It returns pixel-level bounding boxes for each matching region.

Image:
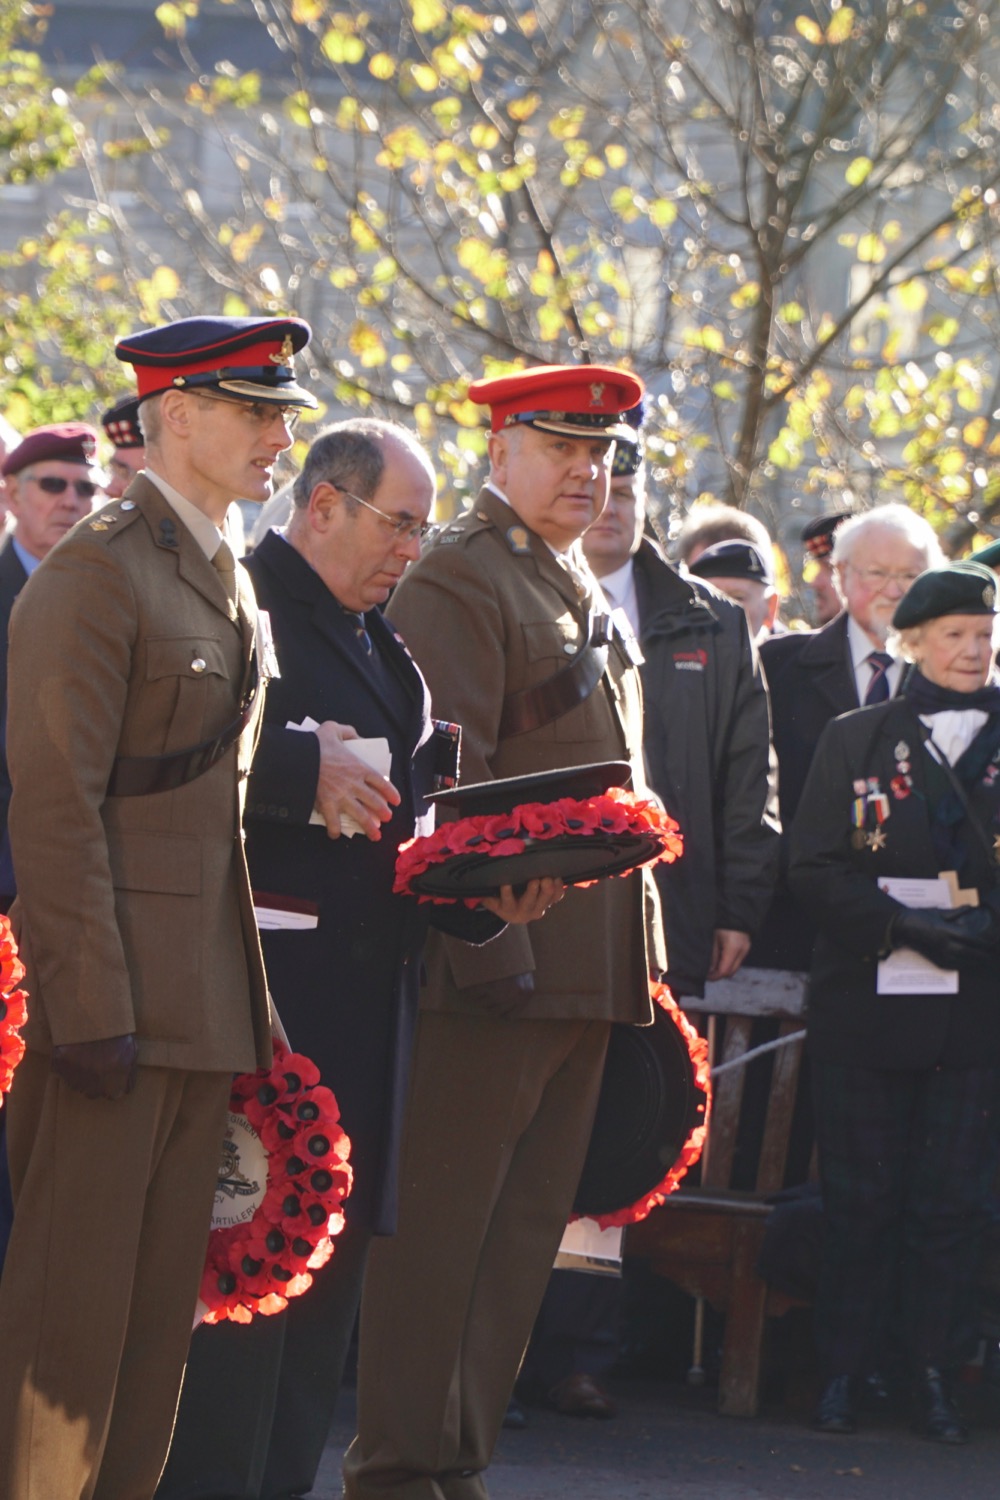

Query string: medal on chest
[851,776,890,851]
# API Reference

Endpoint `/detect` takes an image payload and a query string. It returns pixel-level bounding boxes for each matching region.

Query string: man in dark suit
[754,503,944,970]
[158,418,556,1500]
[0,316,313,1500]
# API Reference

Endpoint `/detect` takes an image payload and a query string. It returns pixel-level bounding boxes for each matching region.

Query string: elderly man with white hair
[751,503,944,973]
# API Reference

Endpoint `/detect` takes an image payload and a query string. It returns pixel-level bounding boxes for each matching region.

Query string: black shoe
[813,1375,858,1434]
[913,1366,968,1445]
[502,1396,529,1430]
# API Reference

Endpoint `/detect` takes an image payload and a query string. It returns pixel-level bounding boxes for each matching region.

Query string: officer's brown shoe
[547,1372,616,1419]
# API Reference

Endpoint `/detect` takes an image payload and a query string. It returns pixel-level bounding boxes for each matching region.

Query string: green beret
[969,538,1000,570]
[892,561,998,630]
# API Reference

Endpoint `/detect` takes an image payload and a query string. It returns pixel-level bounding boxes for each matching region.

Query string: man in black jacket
[158,418,555,1500]
[584,442,779,999]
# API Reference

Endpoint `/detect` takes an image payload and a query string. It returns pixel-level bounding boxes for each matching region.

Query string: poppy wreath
[200,1041,353,1324]
[0,914,27,1099]
[578,980,712,1231]
[393,787,683,904]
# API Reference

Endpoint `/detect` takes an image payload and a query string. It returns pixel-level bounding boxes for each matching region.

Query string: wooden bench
[625,967,811,1417]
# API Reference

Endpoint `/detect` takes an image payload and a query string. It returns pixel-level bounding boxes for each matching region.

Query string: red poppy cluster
[394,788,684,904]
[200,1042,353,1324]
[0,916,27,1100]
[579,981,711,1230]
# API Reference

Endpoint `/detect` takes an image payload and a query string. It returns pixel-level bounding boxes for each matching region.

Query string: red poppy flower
[394,787,683,904]
[199,1042,352,1325]
[0,917,28,1100]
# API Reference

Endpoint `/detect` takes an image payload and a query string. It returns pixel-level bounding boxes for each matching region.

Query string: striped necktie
[864,650,893,705]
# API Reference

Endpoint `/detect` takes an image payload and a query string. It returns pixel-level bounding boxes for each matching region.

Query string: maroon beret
[1,423,100,478]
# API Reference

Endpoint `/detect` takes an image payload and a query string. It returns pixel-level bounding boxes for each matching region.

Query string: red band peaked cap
[469,364,644,440]
[115,316,317,408]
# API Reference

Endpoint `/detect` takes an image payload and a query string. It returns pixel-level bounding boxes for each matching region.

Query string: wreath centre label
[212,1112,268,1230]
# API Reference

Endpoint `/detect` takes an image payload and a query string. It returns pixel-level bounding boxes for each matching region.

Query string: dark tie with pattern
[864,650,893,705]
[346,610,373,656]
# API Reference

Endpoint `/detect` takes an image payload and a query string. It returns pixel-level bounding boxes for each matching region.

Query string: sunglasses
[27,474,100,500]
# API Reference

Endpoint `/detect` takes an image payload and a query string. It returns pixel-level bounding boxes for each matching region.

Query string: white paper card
[876,876,957,995]
[254,905,319,931]
[286,719,391,838]
[554,1218,624,1277]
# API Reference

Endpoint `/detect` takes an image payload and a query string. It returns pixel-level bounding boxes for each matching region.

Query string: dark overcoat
[632,538,779,995]
[243,529,499,1233]
[788,696,1000,1070]
[754,613,859,969]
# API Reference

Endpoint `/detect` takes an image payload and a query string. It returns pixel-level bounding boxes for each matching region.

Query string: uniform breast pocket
[145,635,232,751]
[519,618,609,744]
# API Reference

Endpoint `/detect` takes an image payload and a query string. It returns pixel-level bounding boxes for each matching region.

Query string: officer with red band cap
[343,364,665,1500]
[0,315,314,1500]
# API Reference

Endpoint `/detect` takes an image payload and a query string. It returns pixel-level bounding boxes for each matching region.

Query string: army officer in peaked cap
[790,562,1000,1443]
[344,364,666,1500]
[0,315,315,1500]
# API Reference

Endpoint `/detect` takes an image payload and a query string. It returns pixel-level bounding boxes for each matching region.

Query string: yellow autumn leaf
[794,15,824,45]
[348,321,388,367]
[149,265,181,298]
[409,63,439,91]
[894,279,928,313]
[857,234,885,264]
[827,7,855,44]
[448,398,482,428]
[408,0,447,31]
[508,93,540,122]
[469,123,500,150]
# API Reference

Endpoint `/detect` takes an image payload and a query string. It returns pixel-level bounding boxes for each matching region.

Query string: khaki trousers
[343,1011,609,1500]
[0,1051,231,1500]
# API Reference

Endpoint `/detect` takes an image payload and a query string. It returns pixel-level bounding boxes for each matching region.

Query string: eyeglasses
[334,486,432,544]
[25,474,100,500]
[192,391,301,431]
[846,565,923,589]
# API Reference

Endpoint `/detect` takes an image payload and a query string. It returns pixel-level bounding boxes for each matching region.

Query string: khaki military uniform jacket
[7,475,271,1073]
[386,486,664,1023]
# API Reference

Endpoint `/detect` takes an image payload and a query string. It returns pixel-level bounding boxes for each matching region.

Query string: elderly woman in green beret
[789,562,1000,1444]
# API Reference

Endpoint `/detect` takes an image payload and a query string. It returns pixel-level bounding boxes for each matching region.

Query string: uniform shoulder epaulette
[428,504,494,549]
[84,496,144,542]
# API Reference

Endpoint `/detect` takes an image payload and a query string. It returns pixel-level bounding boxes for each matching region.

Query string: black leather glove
[50,1034,139,1101]
[890,907,999,970]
